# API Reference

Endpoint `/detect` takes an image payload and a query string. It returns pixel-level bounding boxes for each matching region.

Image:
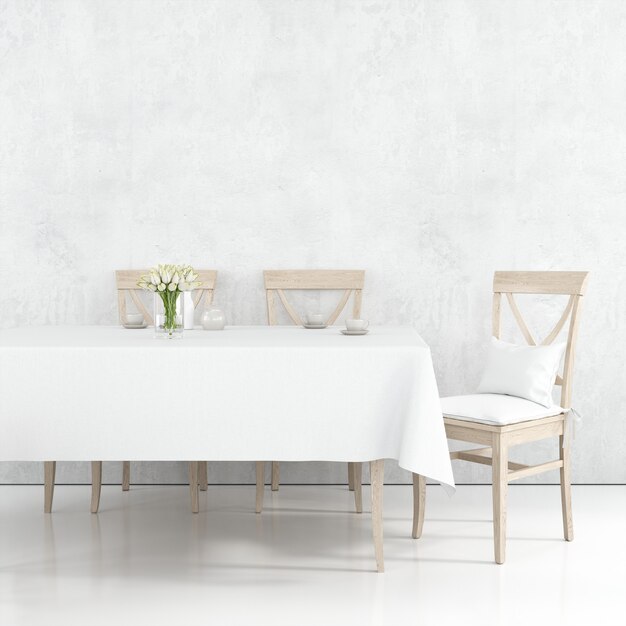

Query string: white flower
[138,275,156,291]
[185,267,198,282]
[161,265,172,284]
[137,263,200,292]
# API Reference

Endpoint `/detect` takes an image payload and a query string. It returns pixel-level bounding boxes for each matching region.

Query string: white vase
[183,292,195,330]
[201,308,226,330]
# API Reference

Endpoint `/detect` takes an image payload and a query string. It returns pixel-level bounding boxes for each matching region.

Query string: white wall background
[1,0,625,485]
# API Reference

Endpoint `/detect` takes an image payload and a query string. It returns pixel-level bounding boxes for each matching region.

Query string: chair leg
[91,461,102,514]
[353,462,362,513]
[188,462,199,513]
[122,461,130,491]
[348,462,355,491]
[370,459,385,573]
[44,461,56,514]
[492,433,508,564]
[559,435,574,541]
[412,473,426,539]
[198,461,208,491]
[271,461,280,491]
[255,462,265,513]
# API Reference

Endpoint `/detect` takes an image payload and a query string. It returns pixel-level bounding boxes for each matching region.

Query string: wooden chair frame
[44,269,217,515]
[255,269,366,515]
[412,271,589,563]
[264,269,364,327]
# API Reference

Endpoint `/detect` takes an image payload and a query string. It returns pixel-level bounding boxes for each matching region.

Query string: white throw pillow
[477,337,565,408]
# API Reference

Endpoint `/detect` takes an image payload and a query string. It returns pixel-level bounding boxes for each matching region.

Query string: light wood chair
[44,269,217,514]
[255,269,366,515]
[412,271,589,563]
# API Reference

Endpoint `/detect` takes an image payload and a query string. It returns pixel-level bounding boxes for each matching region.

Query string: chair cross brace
[504,293,575,348]
[451,447,565,482]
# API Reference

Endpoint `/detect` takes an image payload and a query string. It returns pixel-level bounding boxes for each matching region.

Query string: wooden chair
[255,269,366,515]
[43,269,217,514]
[412,271,589,563]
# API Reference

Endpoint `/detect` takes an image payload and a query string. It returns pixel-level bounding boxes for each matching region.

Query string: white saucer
[341,329,369,336]
[123,323,148,329]
[303,323,328,329]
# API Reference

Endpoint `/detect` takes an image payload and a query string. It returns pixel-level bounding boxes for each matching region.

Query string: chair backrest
[115,269,217,326]
[264,270,365,326]
[492,271,589,408]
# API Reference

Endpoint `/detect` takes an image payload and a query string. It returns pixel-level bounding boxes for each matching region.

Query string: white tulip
[139,264,200,292]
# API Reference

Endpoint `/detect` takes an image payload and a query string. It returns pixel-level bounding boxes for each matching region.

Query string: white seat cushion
[441,393,564,426]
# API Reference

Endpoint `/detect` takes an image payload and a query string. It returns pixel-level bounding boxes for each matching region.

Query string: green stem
[159,290,180,334]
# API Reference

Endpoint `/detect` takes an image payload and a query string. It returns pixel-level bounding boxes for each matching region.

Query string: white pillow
[477,337,565,408]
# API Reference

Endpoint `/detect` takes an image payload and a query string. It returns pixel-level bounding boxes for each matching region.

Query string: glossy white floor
[1,484,624,626]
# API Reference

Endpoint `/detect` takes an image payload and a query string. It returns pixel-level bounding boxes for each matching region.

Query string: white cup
[346,318,369,331]
[126,313,144,325]
[306,314,325,326]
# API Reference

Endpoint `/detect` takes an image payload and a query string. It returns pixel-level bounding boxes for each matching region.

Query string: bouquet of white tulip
[138,264,202,337]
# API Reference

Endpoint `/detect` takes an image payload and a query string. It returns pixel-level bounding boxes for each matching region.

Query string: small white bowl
[126,313,144,325]
[306,314,325,325]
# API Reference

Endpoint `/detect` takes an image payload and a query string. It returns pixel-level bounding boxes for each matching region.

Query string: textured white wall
[1,1,625,485]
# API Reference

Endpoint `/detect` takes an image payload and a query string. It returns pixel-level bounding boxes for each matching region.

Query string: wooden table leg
[255,462,265,513]
[412,473,426,538]
[348,462,355,491]
[44,461,56,514]
[353,462,362,513]
[271,461,280,491]
[370,459,384,573]
[122,461,130,491]
[188,462,199,513]
[91,461,102,514]
[199,461,208,491]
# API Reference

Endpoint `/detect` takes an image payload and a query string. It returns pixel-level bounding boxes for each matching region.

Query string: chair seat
[441,393,564,426]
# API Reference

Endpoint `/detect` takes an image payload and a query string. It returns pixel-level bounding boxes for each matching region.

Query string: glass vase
[154,291,184,339]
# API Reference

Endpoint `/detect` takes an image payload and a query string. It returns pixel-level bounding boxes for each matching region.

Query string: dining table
[0,324,455,572]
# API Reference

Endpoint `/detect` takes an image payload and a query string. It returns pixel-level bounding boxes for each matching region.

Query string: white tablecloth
[0,326,454,489]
